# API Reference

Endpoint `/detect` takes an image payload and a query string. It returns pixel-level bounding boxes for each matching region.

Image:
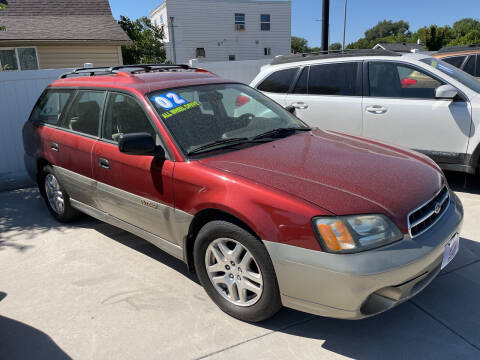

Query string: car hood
[199,129,444,233]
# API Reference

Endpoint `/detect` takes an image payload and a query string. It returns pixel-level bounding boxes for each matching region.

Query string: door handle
[51,142,59,152]
[291,102,309,109]
[366,105,387,114]
[99,158,110,169]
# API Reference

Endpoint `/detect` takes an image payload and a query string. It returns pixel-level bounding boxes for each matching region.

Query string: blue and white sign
[152,92,188,110]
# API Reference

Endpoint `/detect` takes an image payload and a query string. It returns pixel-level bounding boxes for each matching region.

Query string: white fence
[0,68,72,189]
[0,59,270,189]
[189,58,271,83]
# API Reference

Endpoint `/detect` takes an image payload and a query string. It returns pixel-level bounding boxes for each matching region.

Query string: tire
[40,165,81,222]
[194,220,281,322]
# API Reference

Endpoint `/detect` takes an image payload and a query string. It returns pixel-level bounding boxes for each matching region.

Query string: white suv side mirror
[435,85,458,100]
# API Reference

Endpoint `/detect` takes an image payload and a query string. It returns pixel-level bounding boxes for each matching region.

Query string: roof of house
[0,0,131,43]
[373,42,425,53]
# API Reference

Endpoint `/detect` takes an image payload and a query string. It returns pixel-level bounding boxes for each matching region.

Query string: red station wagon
[23,64,463,322]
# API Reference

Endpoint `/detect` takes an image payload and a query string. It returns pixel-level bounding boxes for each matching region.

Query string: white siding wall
[151,0,291,63]
[0,69,71,186]
[190,58,271,83]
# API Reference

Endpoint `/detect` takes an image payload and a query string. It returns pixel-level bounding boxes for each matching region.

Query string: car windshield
[149,83,309,155]
[420,57,480,93]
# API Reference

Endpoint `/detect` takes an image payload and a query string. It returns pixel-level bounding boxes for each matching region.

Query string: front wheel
[194,220,281,322]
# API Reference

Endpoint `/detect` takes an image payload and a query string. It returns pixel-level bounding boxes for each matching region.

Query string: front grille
[408,186,450,237]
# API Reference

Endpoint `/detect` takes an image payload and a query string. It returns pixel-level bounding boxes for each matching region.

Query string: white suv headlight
[312,215,403,253]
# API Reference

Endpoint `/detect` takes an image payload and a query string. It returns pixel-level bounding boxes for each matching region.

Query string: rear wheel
[40,165,80,222]
[194,220,281,322]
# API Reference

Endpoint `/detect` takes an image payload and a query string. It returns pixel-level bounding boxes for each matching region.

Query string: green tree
[0,1,6,32]
[291,36,309,53]
[453,18,480,37]
[448,30,480,46]
[422,25,455,50]
[364,20,411,41]
[118,16,166,64]
[328,42,342,51]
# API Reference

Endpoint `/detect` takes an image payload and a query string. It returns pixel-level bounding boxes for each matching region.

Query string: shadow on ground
[0,292,71,360]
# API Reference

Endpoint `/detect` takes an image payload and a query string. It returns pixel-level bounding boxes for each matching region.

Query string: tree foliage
[0,2,6,32]
[118,16,166,64]
[328,42,342,51]
[347,18,480,51]
[291,36,309,53]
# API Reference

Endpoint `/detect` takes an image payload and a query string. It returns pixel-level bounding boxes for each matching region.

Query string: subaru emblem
[434,202,441,214]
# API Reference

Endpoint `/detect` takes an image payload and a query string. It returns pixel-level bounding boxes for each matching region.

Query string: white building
[150,0,291,63]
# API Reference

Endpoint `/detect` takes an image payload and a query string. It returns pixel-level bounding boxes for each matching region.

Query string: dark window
[195,48,206,58]
[369,62,443,99]
[62,91,105,136]
[442,55,466,69]
[103,93,156,142]
[229,55,236,61]
[261,14,270,31]
[309,62,358,96]
[475,55,480,77]
[264,47,271,56]
[30,90,74,125]
[293,67,308,94]
[257,68,298,93]
[463,55,476,76]
[235,13,245,31]
[0,47,39,71]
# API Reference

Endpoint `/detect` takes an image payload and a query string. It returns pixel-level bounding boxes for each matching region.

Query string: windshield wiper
[252,127,311,141]
[187,137,249,155]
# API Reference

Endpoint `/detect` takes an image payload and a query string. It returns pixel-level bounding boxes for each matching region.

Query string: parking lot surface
[1,173,480,360]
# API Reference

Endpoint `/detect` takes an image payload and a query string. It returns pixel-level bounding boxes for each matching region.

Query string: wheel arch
[472,142,480,175]
[183,208,261,273]
[36,158,52,197]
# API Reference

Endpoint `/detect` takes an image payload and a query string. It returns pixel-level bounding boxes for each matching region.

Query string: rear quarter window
[442,55,467,69]
[257,67,299,93]
[29,90,74,125]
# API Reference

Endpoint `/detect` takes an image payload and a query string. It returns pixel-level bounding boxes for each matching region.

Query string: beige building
[0,0,131,70]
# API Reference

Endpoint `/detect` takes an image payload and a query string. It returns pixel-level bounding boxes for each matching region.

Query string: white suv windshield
[420,57,480,93]
[149,83,309,155]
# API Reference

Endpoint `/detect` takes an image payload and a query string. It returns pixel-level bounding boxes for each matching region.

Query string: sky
[109,0,480,47]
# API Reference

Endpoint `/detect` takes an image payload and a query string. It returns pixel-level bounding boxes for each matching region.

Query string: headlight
[312,215,403,253]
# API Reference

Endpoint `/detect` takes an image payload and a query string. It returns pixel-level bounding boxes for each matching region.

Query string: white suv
[250,50,480,175]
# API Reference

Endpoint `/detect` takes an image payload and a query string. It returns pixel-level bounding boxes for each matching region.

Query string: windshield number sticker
[152,92,188,110]
[161,101,201,119]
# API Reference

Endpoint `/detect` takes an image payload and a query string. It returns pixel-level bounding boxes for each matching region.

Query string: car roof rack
[59,64,205,79]
[270,48,401,65]
[437,44,480,53]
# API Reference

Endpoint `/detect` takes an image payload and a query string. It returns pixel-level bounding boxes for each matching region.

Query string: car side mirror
[118,132,162,156]
[435,85,459,100]
[285,105,296,114]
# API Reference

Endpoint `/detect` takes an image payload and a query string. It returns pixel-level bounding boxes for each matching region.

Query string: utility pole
[342,0,348,51]
[321,0,330,52]
[169,16,177,63]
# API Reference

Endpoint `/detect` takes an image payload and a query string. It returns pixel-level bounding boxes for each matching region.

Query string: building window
[260,14,270,31]
[0,47,39,71]
[159,15,164,24]
[264,47,271,56]
[229,55,236,61]
[235,13,245,31]
[196,48,206,58]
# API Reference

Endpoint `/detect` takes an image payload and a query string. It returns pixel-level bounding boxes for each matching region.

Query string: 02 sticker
[152,92,188,110]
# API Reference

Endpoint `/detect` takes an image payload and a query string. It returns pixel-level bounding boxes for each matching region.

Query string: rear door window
[30,90,74,125]
[308,62,359,96]
[62,90,105,137]
[442,55,467,69]
[257,68,299,93]
[368,62,443,99]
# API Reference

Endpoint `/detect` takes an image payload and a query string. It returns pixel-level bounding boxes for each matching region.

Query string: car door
[284,62,363,136]
[256,67,299,106]
[93,91,179,245]
[362,61,471,163]
[51,89,105,208]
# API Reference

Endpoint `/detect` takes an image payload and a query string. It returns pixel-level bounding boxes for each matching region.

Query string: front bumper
[264,192,464,319]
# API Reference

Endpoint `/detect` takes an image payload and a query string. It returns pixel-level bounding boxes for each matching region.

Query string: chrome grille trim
[408,186,450,238]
